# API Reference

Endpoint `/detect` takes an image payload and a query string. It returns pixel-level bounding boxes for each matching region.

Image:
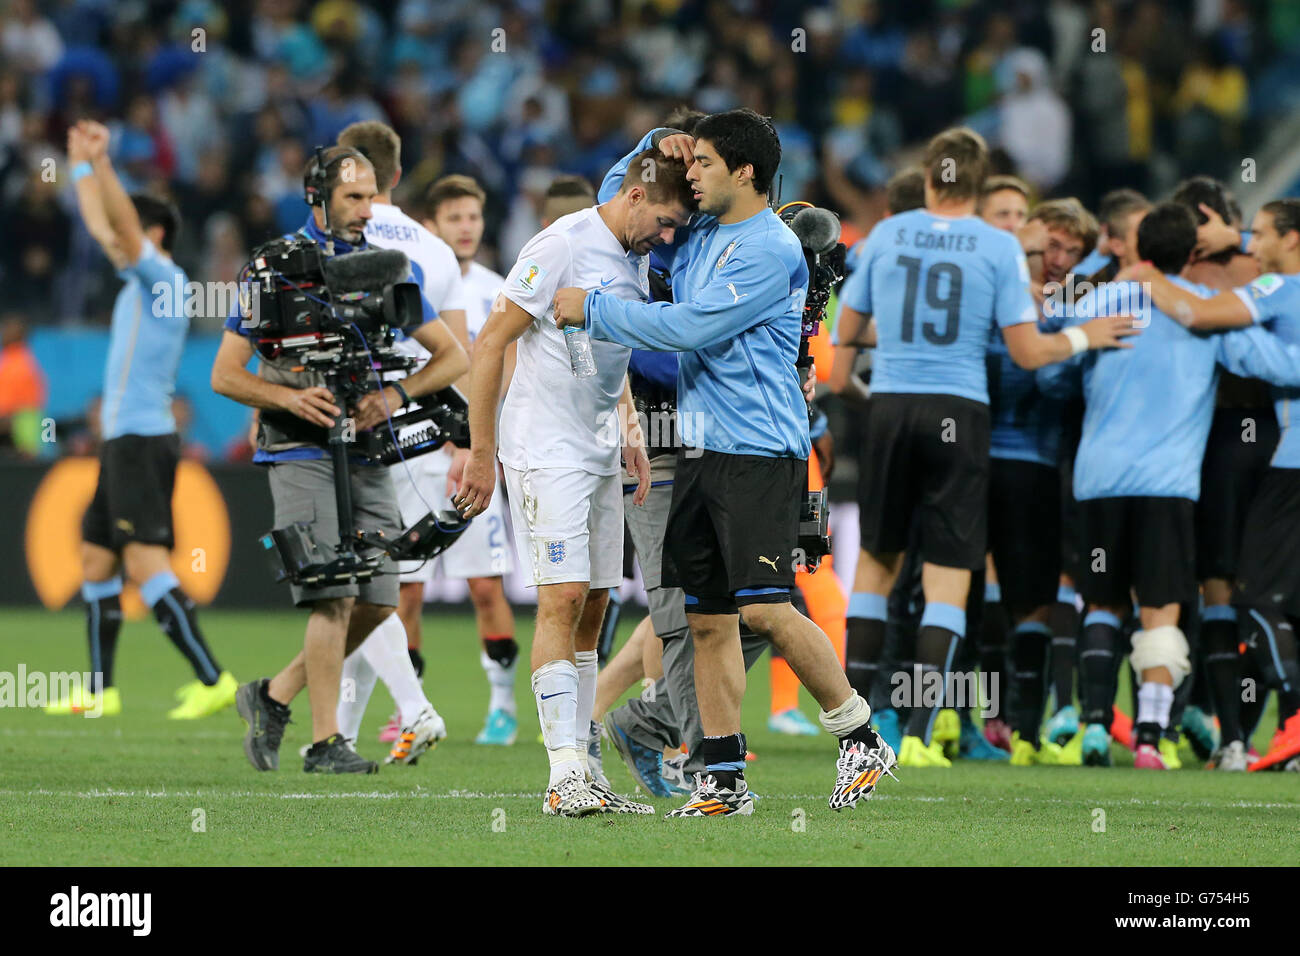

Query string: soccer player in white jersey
[454,152,694,816]
[422,174,523,745]
[329,122,469,764]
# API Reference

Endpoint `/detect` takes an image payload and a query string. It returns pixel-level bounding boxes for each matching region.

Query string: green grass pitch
[2,608,1297,866]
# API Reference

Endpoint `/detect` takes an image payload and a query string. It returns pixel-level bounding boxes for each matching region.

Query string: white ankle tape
[819,691,872,736]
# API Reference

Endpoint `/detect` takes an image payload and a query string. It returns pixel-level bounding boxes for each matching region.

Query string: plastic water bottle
[564,326,597,378]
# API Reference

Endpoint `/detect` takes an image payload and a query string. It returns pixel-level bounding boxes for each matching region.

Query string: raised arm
[81,120,147,265]
[67,124,125,269]
[598,127,692,203]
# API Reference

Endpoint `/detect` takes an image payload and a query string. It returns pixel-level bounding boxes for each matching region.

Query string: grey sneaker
[236,679,290,771]
[303,734,379,774]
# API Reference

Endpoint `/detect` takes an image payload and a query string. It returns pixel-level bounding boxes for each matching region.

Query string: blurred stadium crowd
[3,0,1300,458]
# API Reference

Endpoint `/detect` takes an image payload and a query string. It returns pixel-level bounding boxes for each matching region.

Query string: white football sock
[481,651,517,716]
[337,649,379,741]
[1137,681,1174,733]
[532,659,581,786]
[573,649,598,774]
[360,612,429,725]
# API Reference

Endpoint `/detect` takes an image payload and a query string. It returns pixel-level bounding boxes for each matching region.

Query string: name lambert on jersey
[892,227,980,253]
[366,221,422,243]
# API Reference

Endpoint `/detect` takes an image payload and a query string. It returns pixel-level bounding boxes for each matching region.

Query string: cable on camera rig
[777,200,849,572]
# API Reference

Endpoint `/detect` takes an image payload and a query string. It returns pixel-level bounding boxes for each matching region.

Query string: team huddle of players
[833,135,1300,776]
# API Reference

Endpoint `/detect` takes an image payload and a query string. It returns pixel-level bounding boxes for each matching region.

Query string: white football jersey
[462,260,505,343]
[365,201,468,365]
[497,206,645,476]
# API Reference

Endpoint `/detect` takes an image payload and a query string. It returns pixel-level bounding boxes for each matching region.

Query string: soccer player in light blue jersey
[828,165,927,755]
[554,109,898,815]
[46,121,236,722]
[834,127,1134,770]
[1119,198,1300,772]
[1041,201,1300,770]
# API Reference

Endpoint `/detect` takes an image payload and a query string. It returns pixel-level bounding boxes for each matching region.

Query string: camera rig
[239,219,472,588]
[777,201,848,572]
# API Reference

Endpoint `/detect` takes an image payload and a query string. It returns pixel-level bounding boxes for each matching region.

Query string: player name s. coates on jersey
[891,227,979,253]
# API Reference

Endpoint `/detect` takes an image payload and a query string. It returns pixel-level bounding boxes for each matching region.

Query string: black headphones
[304,146,368,207]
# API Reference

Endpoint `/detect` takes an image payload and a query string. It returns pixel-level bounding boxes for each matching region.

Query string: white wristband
[1063,326,1089,356]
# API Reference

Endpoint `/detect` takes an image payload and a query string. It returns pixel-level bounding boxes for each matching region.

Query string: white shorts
[501,464,624,589]
[390,452,514,585]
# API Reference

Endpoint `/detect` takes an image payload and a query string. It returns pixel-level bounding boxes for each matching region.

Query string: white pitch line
[0,788,1295,811]
[0,726,236,739]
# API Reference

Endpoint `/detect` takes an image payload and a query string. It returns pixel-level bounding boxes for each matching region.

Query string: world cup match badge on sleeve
[517,260,546,294]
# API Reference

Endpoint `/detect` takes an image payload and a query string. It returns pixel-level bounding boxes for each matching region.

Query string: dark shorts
[988,457,1061,613]
[662,449,805,614]
[1233,468,1300,618]
[1196,405,1278,581]
[1078,496,1196,609]
[858,392,990,570]
[82,433,180,551]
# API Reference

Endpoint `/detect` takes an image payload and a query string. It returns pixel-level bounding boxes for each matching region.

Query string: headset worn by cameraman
[240,147,472,588]
[777,200,848,572]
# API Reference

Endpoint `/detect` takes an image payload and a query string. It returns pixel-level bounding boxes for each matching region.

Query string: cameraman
[553,110,892,816]
[211,147,467,773]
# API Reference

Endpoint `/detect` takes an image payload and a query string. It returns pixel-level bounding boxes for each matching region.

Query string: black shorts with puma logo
[662,448,806,614]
